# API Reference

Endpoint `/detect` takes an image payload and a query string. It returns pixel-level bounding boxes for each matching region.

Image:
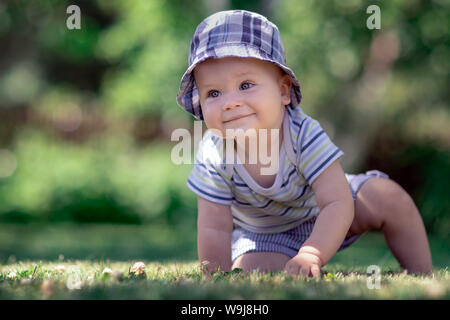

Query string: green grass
[1,260,448,299]
[0,223,448,299]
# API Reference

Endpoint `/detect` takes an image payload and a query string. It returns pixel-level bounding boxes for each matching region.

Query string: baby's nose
[222,92,243,110]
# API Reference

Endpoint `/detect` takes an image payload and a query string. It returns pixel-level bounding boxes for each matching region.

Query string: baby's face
[193,57,291,138]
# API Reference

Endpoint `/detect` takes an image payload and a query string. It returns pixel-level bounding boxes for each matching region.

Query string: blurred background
[0,0,448,265]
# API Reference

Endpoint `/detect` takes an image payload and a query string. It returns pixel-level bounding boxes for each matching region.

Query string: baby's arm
[284,160,354,277]
[197,196,234,275]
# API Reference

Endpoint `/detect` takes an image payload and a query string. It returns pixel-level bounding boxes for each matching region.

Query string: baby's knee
[356,177,411,230]
[366,178,417,225]
[378,179,415,216]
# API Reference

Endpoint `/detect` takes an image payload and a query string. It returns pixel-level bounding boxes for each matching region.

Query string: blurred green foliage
[0,130,195,225]
[0,0,448,237]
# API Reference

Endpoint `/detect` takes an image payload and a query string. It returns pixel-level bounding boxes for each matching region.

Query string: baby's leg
[347,177,433,275]
[232,252,291,273]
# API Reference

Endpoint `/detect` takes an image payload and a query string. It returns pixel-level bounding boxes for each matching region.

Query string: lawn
[0,223,448,299]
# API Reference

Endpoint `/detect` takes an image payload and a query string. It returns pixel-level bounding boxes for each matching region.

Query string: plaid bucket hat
[176,10,302,120]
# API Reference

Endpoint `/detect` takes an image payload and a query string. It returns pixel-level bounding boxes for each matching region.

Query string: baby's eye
[240,82,254,90]
[207,90,221,98]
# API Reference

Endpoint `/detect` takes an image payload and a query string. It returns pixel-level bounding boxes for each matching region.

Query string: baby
[176,10,432,277]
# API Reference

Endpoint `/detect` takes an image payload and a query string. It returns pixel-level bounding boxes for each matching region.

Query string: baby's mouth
[223,113,253,123]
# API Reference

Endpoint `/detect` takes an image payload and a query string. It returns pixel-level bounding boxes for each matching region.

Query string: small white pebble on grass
[131,261,146,275]
[200,260,210,273]
[55,265,66,273]
[102,268,122,280]
[66,274,82,290]
[102,268,113,275]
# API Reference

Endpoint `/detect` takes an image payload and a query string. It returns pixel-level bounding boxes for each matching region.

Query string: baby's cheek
[256,113,275,129]
[202,109,218,126]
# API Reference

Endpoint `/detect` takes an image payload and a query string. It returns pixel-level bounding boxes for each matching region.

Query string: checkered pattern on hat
[176,10,302,120]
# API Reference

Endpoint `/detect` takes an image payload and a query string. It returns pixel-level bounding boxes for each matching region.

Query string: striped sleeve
[297,116,344,185]
[186,135,233,205]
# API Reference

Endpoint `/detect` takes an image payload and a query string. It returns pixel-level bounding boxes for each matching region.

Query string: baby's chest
[234,162,312,205]
[243,163,277,189]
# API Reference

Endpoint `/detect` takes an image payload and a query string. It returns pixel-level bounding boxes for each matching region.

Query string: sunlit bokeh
[0,149,17,178]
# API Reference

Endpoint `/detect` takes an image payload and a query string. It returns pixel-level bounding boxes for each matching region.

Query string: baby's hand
[283,251,322,278]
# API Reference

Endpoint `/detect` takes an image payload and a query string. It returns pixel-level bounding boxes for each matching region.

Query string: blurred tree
[95,0,208,131]
[273,0,449,169]
[0,0,115,146]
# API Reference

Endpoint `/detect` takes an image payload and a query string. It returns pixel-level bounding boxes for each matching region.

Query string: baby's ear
[279,74,292,106]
